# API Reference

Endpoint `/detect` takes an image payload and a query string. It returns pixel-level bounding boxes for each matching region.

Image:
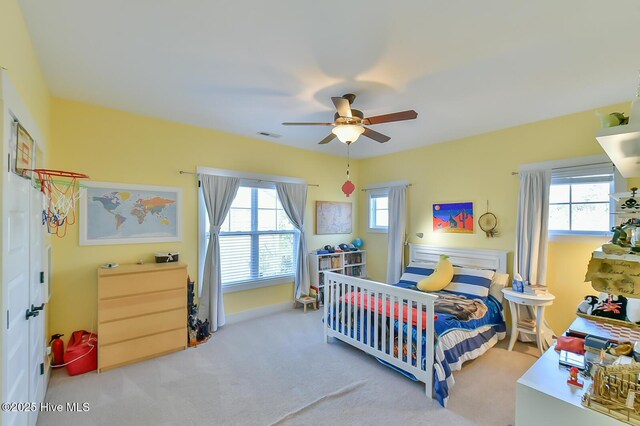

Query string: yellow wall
[4,0,634,350]
[48,98,359,338]
[0,0,50,134]
[357,102,630,335]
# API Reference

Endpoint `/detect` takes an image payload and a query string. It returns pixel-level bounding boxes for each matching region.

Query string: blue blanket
[326,289,505,407]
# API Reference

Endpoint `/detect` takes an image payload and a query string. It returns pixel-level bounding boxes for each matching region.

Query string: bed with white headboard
[323,244,509,406]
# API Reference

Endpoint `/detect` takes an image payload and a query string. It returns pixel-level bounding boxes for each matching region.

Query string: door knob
[25,308,40,320]
[31,303,45,312]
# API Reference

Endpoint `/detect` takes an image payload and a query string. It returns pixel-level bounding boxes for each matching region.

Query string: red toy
[567,366,584,388]
[63,330,97,376]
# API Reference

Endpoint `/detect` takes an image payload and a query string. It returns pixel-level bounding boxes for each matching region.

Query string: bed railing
[323,272,438,399]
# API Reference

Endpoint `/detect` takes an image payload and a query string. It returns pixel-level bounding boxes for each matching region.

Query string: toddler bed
[323,244,508,406]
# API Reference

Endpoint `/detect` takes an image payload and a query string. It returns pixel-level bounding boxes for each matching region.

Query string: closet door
[3,171,32,426]
[27,188,46,426]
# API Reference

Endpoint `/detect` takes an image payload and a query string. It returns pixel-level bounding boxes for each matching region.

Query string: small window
[548,163,616,236]
[368,189,389,233]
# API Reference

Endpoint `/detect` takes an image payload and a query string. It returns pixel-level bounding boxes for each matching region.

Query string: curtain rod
[360,184,412,191]
[511,161,613,176]
[179,170,319,187]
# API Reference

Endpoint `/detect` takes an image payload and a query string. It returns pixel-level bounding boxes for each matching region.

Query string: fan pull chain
[347,143,350,179]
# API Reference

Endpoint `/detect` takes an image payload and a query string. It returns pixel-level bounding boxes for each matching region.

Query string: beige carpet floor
[39,309,539,426]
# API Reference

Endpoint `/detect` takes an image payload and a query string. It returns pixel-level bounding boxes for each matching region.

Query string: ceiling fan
[282,93,418,145]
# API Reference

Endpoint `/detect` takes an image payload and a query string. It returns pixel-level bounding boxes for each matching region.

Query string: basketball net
[26,169,89,238]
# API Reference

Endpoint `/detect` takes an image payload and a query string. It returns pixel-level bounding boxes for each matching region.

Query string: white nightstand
[502,288,555,356]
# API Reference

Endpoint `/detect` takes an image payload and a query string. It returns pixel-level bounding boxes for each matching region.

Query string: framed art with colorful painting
[80,181,183,245]
[433,202,474,234]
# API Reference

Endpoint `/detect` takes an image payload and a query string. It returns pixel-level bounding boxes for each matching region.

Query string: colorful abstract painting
[433,202,474,234]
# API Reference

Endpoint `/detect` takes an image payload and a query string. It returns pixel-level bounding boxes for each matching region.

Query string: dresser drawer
[99,288,185,322]
[99,328,186,372]
[100,308,186,345]
[99,268,186,299]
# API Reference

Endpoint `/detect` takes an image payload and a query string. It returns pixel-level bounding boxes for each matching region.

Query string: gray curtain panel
[386,185,407,284]
[514,169,552,344]
[276,182,310,298]
[199,174,240,332]
[514,169,551,285]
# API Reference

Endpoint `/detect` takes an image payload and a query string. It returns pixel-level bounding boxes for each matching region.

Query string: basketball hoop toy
[22,169,90,237]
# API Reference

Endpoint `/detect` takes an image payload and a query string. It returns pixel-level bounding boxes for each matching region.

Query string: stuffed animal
[591,293,628,321]
[577,295,599,315]
[627,298,640,323]
[417,255,453,292]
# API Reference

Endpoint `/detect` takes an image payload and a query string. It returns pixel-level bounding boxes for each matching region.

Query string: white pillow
[489,273,510,301]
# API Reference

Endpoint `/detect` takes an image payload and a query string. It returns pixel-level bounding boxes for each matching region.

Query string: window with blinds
[548,162,615,234]
[368,188,389,233]
[205,185,296,286]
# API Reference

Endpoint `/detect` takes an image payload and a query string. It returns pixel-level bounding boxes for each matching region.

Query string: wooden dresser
[97,262,188,372]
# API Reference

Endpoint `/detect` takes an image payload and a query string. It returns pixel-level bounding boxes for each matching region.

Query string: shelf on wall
[596,123,640,178]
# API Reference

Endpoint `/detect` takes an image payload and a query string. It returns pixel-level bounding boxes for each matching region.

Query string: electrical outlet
[46,346,51,356]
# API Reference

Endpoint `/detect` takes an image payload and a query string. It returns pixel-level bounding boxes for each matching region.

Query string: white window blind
[206,184,296,286]
[368,188,389,232]
[549,162,615,234]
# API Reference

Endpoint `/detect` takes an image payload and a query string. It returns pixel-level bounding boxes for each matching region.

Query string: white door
[3,170,32,426]
[28,187,45,426]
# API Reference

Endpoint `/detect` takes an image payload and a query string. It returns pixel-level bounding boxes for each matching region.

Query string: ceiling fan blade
[363,127,391,143]
[318,134,336,145]
[282,122,335,126]
[331,97,353,118]
[362,110,418,125]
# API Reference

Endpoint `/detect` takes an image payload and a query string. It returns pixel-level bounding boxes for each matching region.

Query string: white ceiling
[18,0,640,158]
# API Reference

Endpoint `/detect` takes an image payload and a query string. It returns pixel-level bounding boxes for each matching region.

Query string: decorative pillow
[489,273,510,300]
[444,267,495,297]
[417,255,454,292]
[592,293,627,321]
[397,262,436,289]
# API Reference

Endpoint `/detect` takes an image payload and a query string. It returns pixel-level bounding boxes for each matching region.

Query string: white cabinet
[516,344,618,426]
[308,250,367,305]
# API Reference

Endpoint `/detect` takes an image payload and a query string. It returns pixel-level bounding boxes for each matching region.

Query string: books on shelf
[344,252,363,265]
[523,284,548,295]
[318,256,342,271]
[344,265,363,277]
[517,318,536,332]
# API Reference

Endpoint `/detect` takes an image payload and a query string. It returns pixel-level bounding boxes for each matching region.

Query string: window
[548,163,616,235]
[203,184,296,290]
[368,188,389,233]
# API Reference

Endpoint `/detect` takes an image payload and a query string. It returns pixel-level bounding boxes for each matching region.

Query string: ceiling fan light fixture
[332,124,365,144]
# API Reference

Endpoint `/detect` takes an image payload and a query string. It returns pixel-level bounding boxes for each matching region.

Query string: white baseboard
[225,301,292,325]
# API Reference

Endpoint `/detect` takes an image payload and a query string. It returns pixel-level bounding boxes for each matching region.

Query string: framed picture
[80,181,183,245]
[315,201,352,234]
[14,122,34,177]
[433,202,474,234]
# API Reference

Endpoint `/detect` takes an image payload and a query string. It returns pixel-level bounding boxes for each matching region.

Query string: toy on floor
[567,367,584,388]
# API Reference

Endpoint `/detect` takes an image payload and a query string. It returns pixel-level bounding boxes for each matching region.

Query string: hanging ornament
[342,142,355,197]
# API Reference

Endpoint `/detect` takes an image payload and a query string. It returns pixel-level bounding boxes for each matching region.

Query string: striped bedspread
[375,262,506,406]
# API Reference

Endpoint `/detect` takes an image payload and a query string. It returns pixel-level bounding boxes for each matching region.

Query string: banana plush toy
[417,255,454,292]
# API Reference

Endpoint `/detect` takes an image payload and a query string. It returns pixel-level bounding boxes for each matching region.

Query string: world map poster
[80,182,182,245]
